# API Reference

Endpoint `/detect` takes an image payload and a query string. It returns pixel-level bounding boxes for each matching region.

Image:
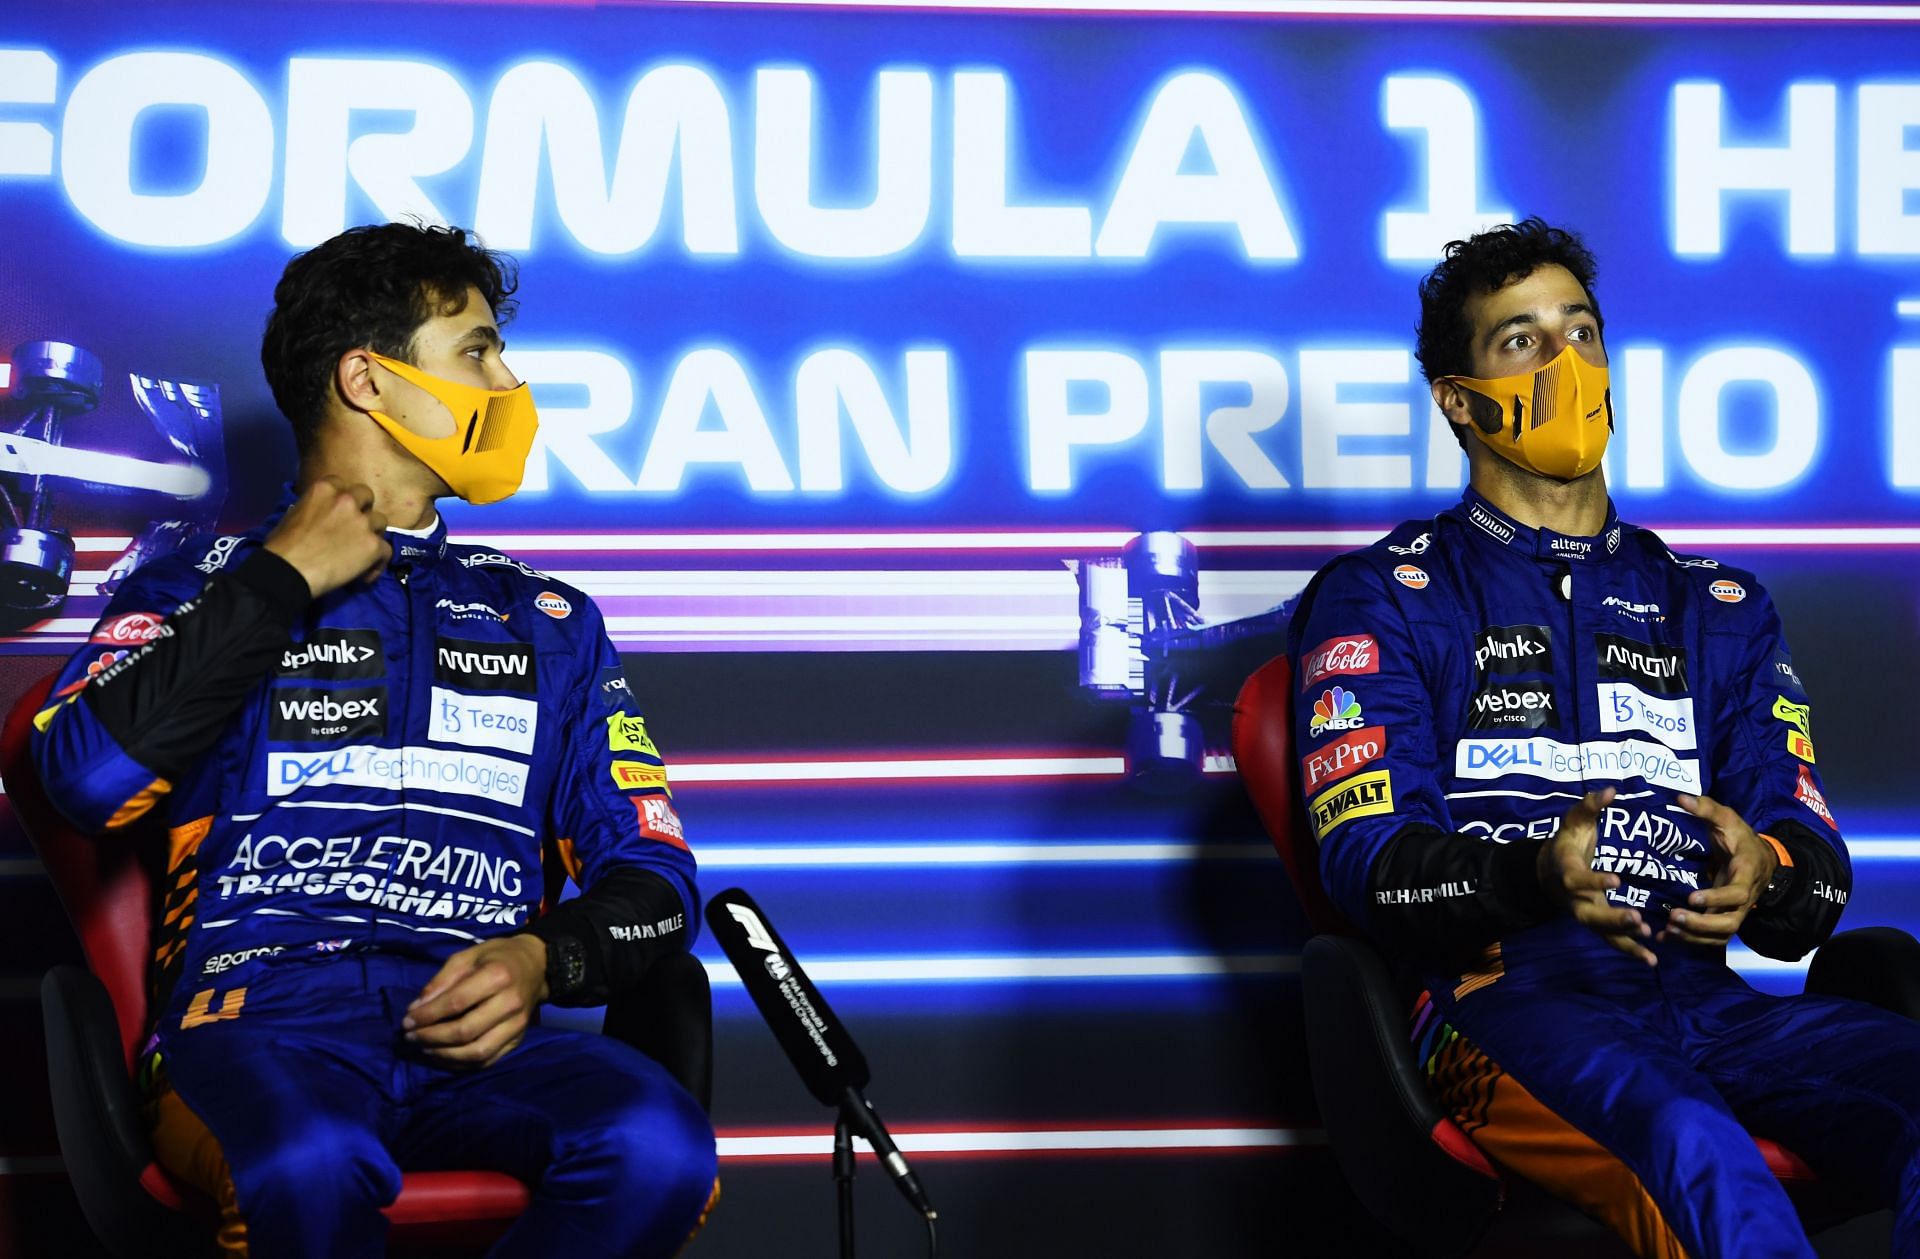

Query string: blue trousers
[1422,950,1920,1259]
[149,953,717,1259]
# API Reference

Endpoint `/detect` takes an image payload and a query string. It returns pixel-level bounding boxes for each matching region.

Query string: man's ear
[1431,377,1471,436]
[336,348,382,415]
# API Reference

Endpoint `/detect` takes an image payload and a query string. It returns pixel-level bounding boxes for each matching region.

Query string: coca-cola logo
[90,612,166,646]
[1300,635,1380,687]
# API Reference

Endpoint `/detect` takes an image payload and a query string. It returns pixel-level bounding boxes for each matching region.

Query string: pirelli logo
[1309,769,1394,841]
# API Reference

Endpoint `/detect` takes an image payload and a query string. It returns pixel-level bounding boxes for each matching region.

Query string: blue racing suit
[1287,488,1920,1259]
[32,505,717,1258]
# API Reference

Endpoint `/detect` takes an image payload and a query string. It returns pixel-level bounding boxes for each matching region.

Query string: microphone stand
[833,1112,856,1259]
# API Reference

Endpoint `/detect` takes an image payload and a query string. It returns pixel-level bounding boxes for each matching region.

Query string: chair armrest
[1804,927,1920,1021]
[601,950,713,1114]
[41,965,206,1257]
[1302,935,1501,1257]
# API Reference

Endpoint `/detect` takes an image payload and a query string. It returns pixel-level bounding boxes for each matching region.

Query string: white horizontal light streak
[1898,300,1920,318]
[697,841,1274,867]
[655,0,1920,18]
[717,1126,1322,1160]
[673,753,1236,782]
[703,952,1297,984]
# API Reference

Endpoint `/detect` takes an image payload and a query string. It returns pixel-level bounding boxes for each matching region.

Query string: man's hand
[1537,787,1657,966]
[262,476,392,598]
[1659,794,1778,948]
[404,935,549,1069]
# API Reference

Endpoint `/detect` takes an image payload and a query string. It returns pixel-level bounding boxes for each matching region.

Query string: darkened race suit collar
[1449,487,1623,564]
[262,485,451,569]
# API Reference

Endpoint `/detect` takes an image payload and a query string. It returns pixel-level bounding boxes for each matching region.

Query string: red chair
[3,672,713,1257]
[1232,652,1907,1257]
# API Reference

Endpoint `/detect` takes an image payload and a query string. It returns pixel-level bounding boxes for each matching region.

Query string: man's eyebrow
[1480,302,1598,349]
[458,325,503,349]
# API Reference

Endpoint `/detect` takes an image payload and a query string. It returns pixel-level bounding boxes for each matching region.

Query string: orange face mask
[365,352,539,505]
[1446,345,1613,481]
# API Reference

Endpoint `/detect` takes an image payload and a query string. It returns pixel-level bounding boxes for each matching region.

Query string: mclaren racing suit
[1287,488,1920,1259]
[32,508,717,1258]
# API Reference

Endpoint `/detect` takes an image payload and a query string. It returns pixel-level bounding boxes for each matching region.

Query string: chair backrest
[1230,653,1355,937]
[1,674,155,1071]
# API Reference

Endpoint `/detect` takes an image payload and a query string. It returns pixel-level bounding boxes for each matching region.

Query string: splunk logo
[1474,625,1551,676]
[280,629,384,679]
[265,745,529,807]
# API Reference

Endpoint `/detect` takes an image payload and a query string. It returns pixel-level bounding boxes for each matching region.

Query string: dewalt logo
[1309,769,1394,841]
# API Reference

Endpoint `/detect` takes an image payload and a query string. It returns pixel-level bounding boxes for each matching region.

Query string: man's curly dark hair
[1416,218,1601,450]
[261,222,519,452]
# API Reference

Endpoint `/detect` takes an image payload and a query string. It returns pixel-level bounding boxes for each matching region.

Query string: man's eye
[1504,334,1532,352]
[1570,326,1594,341]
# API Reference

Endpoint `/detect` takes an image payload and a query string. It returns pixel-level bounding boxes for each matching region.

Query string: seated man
[32,222,717,1258]
[1286,218,1920,1258]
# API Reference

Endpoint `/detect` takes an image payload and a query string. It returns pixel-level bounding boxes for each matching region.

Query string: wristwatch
[545,934,588,1000]
[1756,835,1794,909]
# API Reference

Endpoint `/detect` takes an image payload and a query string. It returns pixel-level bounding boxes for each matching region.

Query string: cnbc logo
[1310,686,1364,736]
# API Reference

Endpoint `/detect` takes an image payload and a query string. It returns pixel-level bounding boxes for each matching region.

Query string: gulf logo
[1709,579,1746,604]
[535,591,573,619]
[1393,564,1430,591]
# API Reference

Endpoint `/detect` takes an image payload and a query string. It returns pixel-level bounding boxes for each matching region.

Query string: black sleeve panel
[1367,823,1558,969]
[525,867,691,1007]
[1741,818,1853,962]
[79,550,311,778]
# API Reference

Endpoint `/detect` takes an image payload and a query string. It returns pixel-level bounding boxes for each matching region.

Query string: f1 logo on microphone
[727,903,779,953]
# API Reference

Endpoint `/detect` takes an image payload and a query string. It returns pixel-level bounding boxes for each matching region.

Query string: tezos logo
[1392,564,1429,590]
[536,592,572,619]
[1310,686,1364,736]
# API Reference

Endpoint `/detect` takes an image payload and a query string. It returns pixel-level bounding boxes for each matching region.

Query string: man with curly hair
[32,222,717,1258]
[1286,218,1920,1257]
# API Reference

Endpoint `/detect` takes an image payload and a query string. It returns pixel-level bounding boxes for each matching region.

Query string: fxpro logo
[265,745,529,807]
[1454,737,1702,793]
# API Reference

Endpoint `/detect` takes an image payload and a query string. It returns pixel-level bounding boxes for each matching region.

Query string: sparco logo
[280,630,384,680]
[1474,625,1552,676]
[434,637,536,695]
[1468,683,1555,730]
[269,686,387,743]
[1300,635,1380,687]
[1594,632,1689,696]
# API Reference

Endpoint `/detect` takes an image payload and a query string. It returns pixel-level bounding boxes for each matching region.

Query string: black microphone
[705,888,936,1224]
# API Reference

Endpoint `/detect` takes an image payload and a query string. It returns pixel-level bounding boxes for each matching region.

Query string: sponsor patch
[607,713,659,758]
[269,686,387,743]
[1387,532,1431,556]
[1455,803,1706,858]
[535,591,572,619]
[1772,652,1805,694]
[1597,682,1697,750]
[1310,769,1394,841]
[612,760,670,794]
[459,551,547,579]
[1392,564,1429,590]
[1600,596,1663,625]
[635,796,688,850]
[202,946,282,976]
[280,629,384,680]
[1467,503,1514,544]
[1299,635,1380,688]
[195,534,243,574]
[1301,727,1385,793]
[1709,578,1747,604]
[266,745,529,807]
[1796,765,1836,830]
[1771,695,1811,737]
[434,637,536,695]
[1309,686,1364,737]
[1787,730,1817,763]
[435,598,506,624]
[1547,534,1593,560]
[91,611,167,646]
[1594,632,1689,696]
[1453,736,1702,793]
[1468,682,1556,731]
[597,665,633,703]
[1475,625,1552,676]
[429,686,538,755]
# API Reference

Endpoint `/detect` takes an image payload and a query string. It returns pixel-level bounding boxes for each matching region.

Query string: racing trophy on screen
[1077,531,1290,787]
[1,340,224,631]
